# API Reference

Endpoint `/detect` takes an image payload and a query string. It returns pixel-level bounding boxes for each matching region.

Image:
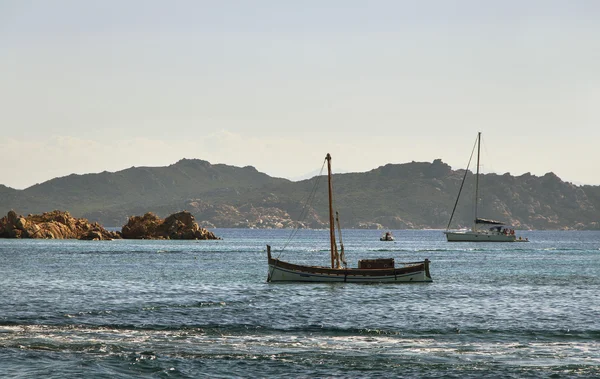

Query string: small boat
[267,154,432,283]
[380,231,395,241]
[444,132,528,242]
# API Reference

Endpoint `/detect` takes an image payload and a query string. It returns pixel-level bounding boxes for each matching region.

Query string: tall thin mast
[326,153,336,269]
[474,132,481,224]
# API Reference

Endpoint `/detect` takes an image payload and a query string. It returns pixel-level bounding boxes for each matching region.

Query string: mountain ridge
[1,158,598,230]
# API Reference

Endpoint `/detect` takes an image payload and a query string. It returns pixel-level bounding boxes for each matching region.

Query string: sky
[1,0,599,189]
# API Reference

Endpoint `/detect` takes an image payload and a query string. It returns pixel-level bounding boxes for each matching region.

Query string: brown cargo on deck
[358,258,395,269]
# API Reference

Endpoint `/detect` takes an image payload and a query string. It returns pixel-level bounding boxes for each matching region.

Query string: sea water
[0,229,599,378]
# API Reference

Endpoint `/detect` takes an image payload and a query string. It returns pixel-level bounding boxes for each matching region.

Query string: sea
[1,229,599,378]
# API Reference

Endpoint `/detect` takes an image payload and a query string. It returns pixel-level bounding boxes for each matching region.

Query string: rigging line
[336,211,346,268]
[293,172,322,220]
[330,166,340,233]
[329,164,343,268]
[279,176,321,253]
[275,159,327,258]
[478,136,494,212]
[297,174,323,226]
[446,134,479,231]
[298,165,326,226]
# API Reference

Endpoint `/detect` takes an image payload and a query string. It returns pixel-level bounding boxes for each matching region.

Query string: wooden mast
[474,132,481,226]
[326,153,336,268]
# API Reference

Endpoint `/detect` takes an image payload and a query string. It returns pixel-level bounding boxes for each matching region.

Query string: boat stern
[424,258,432,281]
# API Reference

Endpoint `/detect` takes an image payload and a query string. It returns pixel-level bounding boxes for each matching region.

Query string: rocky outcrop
[121,211,219,240]
[0,210,121,240]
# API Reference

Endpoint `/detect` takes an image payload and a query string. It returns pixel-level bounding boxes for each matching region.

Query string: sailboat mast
[474,132,481,224]
[326,153,336,269]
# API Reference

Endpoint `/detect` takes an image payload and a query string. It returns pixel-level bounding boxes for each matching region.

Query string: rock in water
[0,210,121,240]
[121,211,219,240]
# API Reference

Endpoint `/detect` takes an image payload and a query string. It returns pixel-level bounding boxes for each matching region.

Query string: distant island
[0,158,598,230]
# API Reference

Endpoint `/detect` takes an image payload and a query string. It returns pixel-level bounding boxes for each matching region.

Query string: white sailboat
[267,153,432,283]
[444,132,528,242]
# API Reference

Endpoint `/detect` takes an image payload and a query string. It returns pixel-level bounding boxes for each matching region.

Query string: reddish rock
[0,210,121,240]
[121,211,219,240]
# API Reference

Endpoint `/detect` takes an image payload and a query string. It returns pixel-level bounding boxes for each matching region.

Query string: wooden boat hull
[267,255,432,283]
[444,231,517,242]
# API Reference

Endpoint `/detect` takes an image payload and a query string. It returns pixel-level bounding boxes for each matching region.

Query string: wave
[3,348,599,379]
[2,323,599,341]
[3,322,600,379]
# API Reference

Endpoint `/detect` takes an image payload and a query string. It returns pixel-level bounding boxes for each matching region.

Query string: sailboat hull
[267,257,432,283]
[444,231,516,242]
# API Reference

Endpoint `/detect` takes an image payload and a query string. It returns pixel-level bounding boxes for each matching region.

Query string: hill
[1,158,598,230]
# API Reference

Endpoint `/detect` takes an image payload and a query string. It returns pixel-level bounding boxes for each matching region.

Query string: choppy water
[1,229,599,378]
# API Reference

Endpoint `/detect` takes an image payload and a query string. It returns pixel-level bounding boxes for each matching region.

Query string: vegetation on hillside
[0,158,598,230]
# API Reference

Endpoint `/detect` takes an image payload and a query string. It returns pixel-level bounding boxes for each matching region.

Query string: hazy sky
[1,0,599,189]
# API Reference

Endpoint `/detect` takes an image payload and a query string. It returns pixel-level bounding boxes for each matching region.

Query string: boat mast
[474,132,481,226]
[326,153,336,269]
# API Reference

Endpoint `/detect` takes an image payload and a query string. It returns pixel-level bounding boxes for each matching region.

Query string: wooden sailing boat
[444,132,528,242]
[266,153,432,283]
